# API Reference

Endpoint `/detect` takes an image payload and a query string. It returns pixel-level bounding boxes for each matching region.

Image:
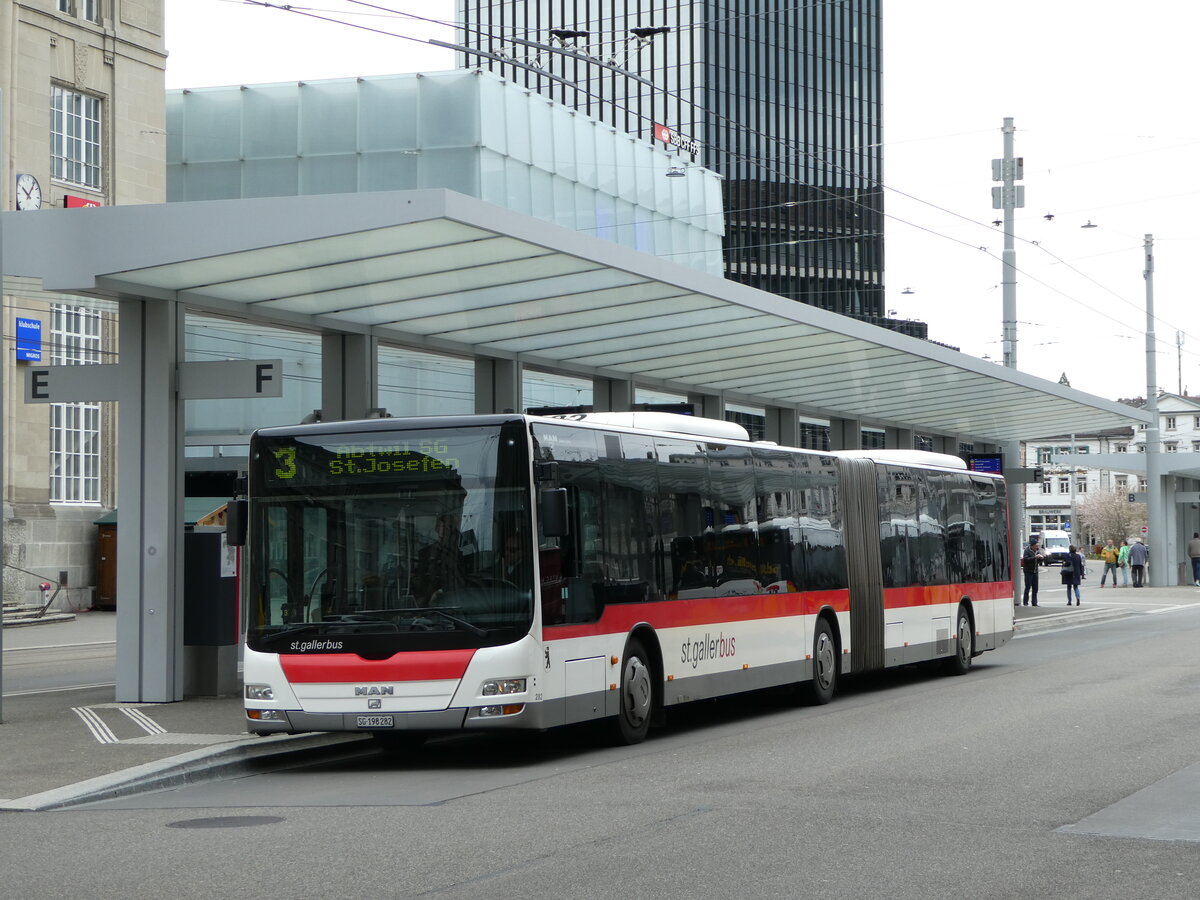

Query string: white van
[1034,529,1073,566]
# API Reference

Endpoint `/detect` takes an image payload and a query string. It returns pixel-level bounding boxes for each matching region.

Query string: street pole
[994,118,1026,599]
[1143,234,1165,584]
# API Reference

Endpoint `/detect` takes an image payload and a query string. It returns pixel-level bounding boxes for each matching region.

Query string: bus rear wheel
[612,638,653,745]
[945,605,974,675]
[802,618,838,705]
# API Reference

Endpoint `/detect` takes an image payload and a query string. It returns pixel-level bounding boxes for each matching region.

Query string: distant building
[456,1,927,338]
[1023,393,1200,545]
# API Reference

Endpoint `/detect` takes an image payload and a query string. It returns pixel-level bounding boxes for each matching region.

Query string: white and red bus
[241,412,1013,746]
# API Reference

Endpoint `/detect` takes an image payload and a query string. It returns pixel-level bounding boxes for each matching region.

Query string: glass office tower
[458,2,918,335]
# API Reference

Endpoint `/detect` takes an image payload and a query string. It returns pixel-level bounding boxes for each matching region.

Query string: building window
[1115,443,1127,453]
[1037,448,1052,463]
[84,0,101,23]
[913,434,933,452]
[51,86,102,189]
[1115,476,1128,491]
[1166,416,1176,431]
[49,304,102,504]
[1165,442,1178,453]
[1076,478,1088,493]
[57,0,72,12]
[1194,415,1200,429]
[862,430,885,450]
[1041,480,1051,494]
[1193,441,1200,452]
[1058,479,1070,494]
[1138,477,1147,491]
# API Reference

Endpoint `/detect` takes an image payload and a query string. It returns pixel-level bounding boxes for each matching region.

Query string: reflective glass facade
[458,1,887,321]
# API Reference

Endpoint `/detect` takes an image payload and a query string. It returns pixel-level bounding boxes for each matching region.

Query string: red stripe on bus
[544,580,1012,641]
[279,649,476,683]
[883,581,1013,608]
[544,589,851,641]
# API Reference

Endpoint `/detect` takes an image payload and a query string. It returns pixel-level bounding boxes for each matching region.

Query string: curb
[0,731,369,812]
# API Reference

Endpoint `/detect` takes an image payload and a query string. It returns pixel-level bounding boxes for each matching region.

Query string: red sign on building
[64,195,101,208]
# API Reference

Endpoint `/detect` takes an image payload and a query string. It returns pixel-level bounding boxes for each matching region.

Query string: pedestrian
[1061,544,1085,605]
[1128,538,1149,587]
[1188,532,1200,587]
[1118,538,1131,587]
[1021,535,1043,606]
[1098,539,1120,587]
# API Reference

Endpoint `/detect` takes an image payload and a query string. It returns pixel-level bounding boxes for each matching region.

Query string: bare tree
[1076,489,1147,548]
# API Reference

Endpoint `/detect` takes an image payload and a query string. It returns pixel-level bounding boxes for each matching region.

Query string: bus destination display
[262,438,461,487]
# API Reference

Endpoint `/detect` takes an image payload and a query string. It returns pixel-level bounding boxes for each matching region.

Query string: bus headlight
[481,678,526,696]
[245,684,275,701]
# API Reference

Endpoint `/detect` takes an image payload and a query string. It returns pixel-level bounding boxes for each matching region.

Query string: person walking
[1188,532,1200,587]
[1061,544,1085,605]
[1118,538,1131,587]
[1128,538,1149,587]
[1021,535,1043,606]
[1098,539,1120,587]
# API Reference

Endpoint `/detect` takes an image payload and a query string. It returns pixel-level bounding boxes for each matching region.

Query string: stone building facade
[2,1,165,608]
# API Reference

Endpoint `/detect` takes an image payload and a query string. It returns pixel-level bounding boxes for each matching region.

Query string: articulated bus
[241,412,1013,746]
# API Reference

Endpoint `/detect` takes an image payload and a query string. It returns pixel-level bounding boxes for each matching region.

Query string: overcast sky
[163,1,1200,402]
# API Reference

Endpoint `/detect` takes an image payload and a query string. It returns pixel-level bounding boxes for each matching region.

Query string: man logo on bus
[354,686,395,696]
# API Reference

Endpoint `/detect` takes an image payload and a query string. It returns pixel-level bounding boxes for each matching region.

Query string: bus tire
[612,637,654,745]
[803,617,838,705]
[945,604,974,676]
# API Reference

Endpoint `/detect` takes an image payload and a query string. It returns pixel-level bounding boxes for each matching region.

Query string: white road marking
[72,706,119,744]
[121,707,168,735]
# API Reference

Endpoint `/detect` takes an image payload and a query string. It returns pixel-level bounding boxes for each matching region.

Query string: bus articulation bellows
[240,412,1013,746]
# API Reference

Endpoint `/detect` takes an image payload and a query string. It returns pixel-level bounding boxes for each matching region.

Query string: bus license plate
[356,715,394,729]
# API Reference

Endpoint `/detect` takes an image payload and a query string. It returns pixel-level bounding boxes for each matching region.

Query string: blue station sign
[15,318,42,362]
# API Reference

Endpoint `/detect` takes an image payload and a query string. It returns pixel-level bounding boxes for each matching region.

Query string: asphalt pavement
[2,582,1195,812]
[0,610,363,812]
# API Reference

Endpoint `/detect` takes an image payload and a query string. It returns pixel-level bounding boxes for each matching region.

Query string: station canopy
[3,189,1146,444]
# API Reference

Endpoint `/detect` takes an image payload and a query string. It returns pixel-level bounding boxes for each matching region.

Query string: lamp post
[1143,234,1165,584]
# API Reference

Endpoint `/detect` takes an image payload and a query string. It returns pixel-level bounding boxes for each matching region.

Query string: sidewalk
[3,586,1197,811]
[1,611,364,812]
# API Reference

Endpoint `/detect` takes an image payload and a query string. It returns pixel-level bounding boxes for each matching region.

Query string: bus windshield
[246,421,533,654]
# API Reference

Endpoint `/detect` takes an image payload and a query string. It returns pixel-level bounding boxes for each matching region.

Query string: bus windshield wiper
[409,607,487,637]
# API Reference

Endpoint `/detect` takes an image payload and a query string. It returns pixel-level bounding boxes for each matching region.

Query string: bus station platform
[3,586,1197,811]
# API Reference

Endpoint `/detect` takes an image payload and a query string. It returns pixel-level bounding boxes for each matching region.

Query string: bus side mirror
[226,498,248,547]
[540,488,568,538]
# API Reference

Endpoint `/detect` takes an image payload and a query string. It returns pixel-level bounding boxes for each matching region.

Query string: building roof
[1,189,1149,445]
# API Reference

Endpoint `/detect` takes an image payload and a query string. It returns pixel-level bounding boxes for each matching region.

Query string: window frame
[51,85,103,190]
[49,304,103,505]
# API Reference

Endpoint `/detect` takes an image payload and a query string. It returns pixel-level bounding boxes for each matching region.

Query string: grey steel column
[0,89,6,719]
[116,298,185,702]
[321,332,378,421]
[1006,439,1025,601]
[765,407,800,447]
[474,357,521,414]
[828,417,862,451]
[592,376,633,412]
